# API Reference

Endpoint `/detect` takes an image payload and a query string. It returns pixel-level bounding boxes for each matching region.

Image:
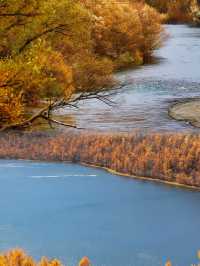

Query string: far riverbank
[1,131,200,190]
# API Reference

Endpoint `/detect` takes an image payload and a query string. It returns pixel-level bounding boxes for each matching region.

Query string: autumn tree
[0,0,164,129]
[81,0,163,67]
[0,1,85,123]
[0,0,112,128]
[144,0,196,23]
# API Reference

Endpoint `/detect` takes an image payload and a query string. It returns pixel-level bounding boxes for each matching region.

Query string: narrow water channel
[57,25,200,132]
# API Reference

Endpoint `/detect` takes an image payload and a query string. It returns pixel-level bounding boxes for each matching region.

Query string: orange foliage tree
[0,249,91,266]
[81,0,163,67]
[144,0,198,23]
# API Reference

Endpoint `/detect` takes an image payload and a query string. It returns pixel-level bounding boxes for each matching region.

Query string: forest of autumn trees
[0,0,163,127]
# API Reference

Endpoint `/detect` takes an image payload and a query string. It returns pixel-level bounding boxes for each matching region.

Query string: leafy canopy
[0,0,163,126]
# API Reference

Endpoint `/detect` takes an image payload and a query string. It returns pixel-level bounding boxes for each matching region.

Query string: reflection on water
[119,25,200,82]
[57,25,200,132]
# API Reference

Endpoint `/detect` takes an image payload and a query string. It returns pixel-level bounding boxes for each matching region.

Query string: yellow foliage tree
[165,260,172,266]
[0,249,91,266]
[81,0,163,67]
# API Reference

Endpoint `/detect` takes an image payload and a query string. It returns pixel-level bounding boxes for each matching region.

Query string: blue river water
[0,160,200,266]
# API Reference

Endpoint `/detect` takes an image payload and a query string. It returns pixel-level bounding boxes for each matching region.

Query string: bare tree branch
[0,12,40,17]
[41,115,81,129]
[18,24,70,53]
[0,83,127,132]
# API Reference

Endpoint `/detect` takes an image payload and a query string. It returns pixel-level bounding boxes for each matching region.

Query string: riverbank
[1,131,200,190]
[81,162,200,191]
[169,100,200,128]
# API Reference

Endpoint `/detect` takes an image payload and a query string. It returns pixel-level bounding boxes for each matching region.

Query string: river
[57,25,200,132]
[1,25,200,266]
[0,160,200,266]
